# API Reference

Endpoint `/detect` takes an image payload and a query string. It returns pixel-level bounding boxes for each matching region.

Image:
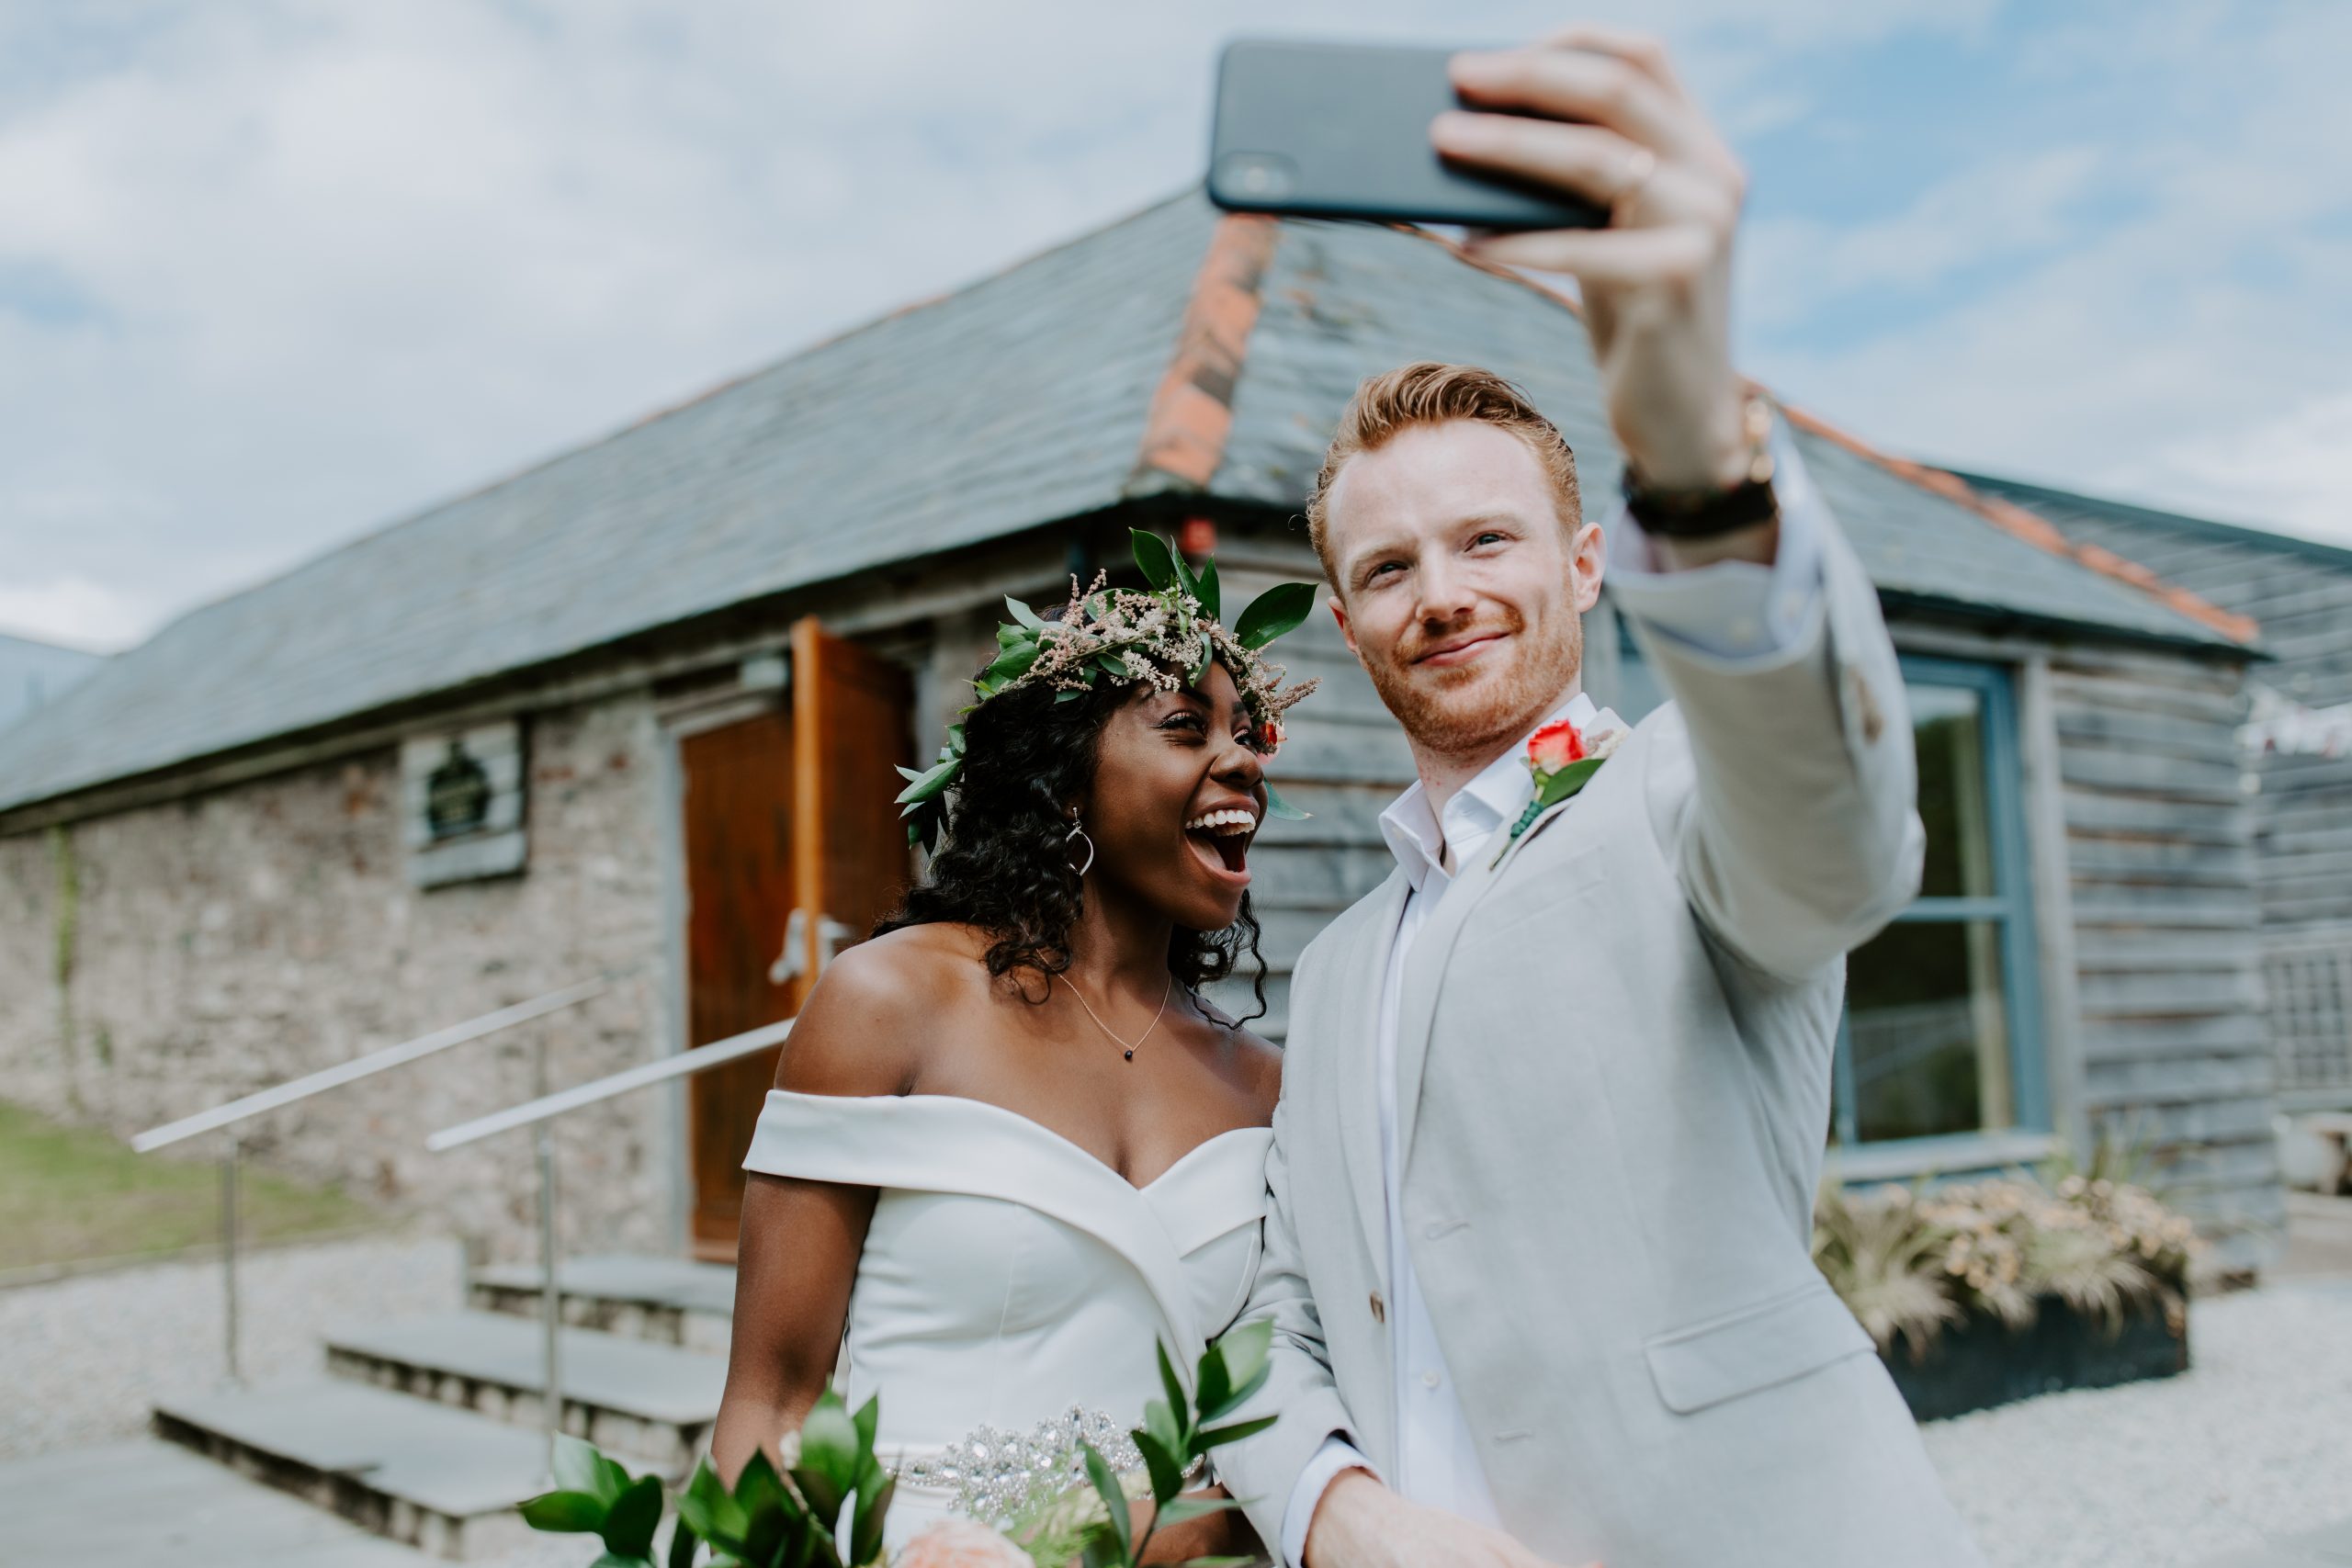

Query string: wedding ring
[1612,146,1658,221]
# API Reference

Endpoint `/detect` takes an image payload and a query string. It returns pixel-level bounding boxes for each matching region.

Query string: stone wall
[0,692,684,1261]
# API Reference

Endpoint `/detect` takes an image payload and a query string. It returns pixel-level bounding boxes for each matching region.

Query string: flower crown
[895,529,1322,851]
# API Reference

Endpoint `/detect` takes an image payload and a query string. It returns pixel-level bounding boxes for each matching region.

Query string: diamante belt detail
[899,1405,1193,1525]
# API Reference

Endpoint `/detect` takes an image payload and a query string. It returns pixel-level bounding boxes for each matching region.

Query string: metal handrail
[424,1011,797,1473]
[132,979,610,1153]
[426,1016,796,1151]
[128,976,611,1388]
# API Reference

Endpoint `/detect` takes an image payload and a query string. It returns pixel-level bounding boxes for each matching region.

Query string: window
[1601,630,2044,1147]
[1838,658,2044,1145]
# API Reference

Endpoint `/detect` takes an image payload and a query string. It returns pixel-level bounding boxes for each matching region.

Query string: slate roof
[0,632,104,736]
[0,191,2245,817]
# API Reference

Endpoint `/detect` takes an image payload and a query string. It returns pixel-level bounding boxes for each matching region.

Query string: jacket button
[1369,1291,1386,1325]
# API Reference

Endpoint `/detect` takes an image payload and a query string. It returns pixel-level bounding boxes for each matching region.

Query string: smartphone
[1206,38,1609,231]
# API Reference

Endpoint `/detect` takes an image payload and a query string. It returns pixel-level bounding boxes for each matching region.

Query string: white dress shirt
[1276,425,1835,1567]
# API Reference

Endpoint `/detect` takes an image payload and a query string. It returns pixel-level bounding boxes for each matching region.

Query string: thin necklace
[1057,971,1175,1062]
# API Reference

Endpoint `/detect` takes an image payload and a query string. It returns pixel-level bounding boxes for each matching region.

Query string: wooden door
[679,617,913,1259]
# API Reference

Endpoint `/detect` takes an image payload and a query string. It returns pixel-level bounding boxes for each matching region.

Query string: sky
[1,0,2346,653]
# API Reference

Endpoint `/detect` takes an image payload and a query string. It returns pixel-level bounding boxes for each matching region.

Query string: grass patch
[0,1099,383,1273]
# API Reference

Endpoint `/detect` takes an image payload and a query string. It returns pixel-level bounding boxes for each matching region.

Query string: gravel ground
[1922,1279,2352,1567]
[0,1228,465,1460]
[5,1238,2345,1566]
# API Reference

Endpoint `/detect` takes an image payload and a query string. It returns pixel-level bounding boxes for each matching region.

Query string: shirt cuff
[1601,416,1828,662]
[1280,1434,1379,1568]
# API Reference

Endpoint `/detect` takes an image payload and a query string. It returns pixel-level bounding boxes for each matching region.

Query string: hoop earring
[1065,818,1096,877]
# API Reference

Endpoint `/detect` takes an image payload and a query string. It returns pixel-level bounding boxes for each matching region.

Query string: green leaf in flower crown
[1080,1440,1134,1564]
[1261,780,1310,821]
[1005,595,1046,633]
[1233,581,1318,650]
[1194,556,1222,623]
[1131,529,1180,592]
[519,1488,607,1533]
[600,1474,664,1562]
[1093,650,1131,682]
[894,758,957,808]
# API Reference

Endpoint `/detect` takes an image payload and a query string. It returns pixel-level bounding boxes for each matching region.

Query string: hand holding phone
[1209,28,1759,502]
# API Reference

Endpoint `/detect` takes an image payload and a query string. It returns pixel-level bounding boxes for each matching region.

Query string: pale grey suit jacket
[1222,522,1985,1567]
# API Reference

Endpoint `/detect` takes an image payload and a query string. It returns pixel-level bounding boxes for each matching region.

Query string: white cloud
[0,0,2264,658]
[0,574,147,651]
[2146,389,2352,542]
[1743,0,2352,543]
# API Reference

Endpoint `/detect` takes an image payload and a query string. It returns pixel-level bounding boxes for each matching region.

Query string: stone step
[152,1381,552,1561]
[469,1253,736,1352]
[324,1309,725,1475]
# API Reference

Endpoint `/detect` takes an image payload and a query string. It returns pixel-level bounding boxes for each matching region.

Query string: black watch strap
[1621,468,1781,539]
[1621,393,1782,539]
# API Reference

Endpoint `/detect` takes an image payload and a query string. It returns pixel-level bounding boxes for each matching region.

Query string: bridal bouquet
[519,1318,1276,1568]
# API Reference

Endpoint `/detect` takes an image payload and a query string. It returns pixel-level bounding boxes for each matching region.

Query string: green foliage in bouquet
[518,1320,1279,1568]
[1055,1315,1277,1568]
[520,1387,891,1568]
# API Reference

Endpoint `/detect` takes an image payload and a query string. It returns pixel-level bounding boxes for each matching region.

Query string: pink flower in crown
[894,1517,1033,1567]
[1527,717,1586,775]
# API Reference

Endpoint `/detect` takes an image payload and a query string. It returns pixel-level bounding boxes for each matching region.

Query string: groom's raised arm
[1218,1086,1358,1562]
[1610,433,1926,981]
[1434,33,1924,981]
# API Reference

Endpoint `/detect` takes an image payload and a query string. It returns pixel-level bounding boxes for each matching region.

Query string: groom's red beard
[1362,602,1584,766]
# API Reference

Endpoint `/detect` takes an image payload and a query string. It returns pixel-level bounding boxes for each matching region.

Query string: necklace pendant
[1124,1049,1136,1062]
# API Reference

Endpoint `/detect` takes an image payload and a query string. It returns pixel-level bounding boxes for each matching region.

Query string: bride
[710,543,1318,1560]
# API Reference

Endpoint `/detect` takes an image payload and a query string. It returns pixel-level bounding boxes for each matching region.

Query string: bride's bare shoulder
[1193,995,1284,1114]
[775,924,995,1096]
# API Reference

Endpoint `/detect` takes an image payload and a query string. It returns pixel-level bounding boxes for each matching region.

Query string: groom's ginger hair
[1306,362,1581,586]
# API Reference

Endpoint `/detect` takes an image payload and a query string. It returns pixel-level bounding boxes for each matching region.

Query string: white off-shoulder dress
[741,1089,1272,1551]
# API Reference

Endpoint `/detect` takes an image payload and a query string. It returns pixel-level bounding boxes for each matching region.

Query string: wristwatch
[1622,393,1781,540]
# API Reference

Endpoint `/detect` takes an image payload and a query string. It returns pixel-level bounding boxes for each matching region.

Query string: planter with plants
[1813,1161,2200,1421]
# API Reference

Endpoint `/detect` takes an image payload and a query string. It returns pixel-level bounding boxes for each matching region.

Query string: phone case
[1206,38,1608,231]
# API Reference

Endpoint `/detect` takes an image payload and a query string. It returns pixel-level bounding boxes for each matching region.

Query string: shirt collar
[1378,691,1600,894]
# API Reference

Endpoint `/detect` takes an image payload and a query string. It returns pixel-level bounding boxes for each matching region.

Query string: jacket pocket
[1641,1279,1873,1415]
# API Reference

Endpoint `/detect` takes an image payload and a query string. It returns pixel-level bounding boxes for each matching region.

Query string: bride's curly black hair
[872,675,1269,1022]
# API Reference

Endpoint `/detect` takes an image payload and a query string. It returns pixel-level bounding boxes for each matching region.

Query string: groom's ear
[1329,593,1362,663]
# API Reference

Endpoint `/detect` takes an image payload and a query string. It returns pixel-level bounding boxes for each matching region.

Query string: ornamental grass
[1812,1155,2200,1363]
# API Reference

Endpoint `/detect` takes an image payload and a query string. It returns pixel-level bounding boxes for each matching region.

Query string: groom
[1218,27,1985,1568]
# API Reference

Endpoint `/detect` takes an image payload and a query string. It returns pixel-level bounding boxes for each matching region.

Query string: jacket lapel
[1330,871,1408,1286]
[1393,832,1511,1168]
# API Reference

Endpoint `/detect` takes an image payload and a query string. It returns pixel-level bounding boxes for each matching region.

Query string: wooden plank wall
[2043,641,2280,1269]
[2018,510,2352,933]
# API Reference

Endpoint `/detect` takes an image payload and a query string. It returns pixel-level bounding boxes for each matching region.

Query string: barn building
[0,193,2283,1285]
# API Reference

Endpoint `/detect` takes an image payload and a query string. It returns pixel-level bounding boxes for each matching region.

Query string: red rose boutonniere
[1489,710,1627,868]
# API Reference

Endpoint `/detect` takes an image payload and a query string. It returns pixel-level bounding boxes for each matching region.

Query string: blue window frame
[1831,655,2045,1146]
[1603,631,2045,1146]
